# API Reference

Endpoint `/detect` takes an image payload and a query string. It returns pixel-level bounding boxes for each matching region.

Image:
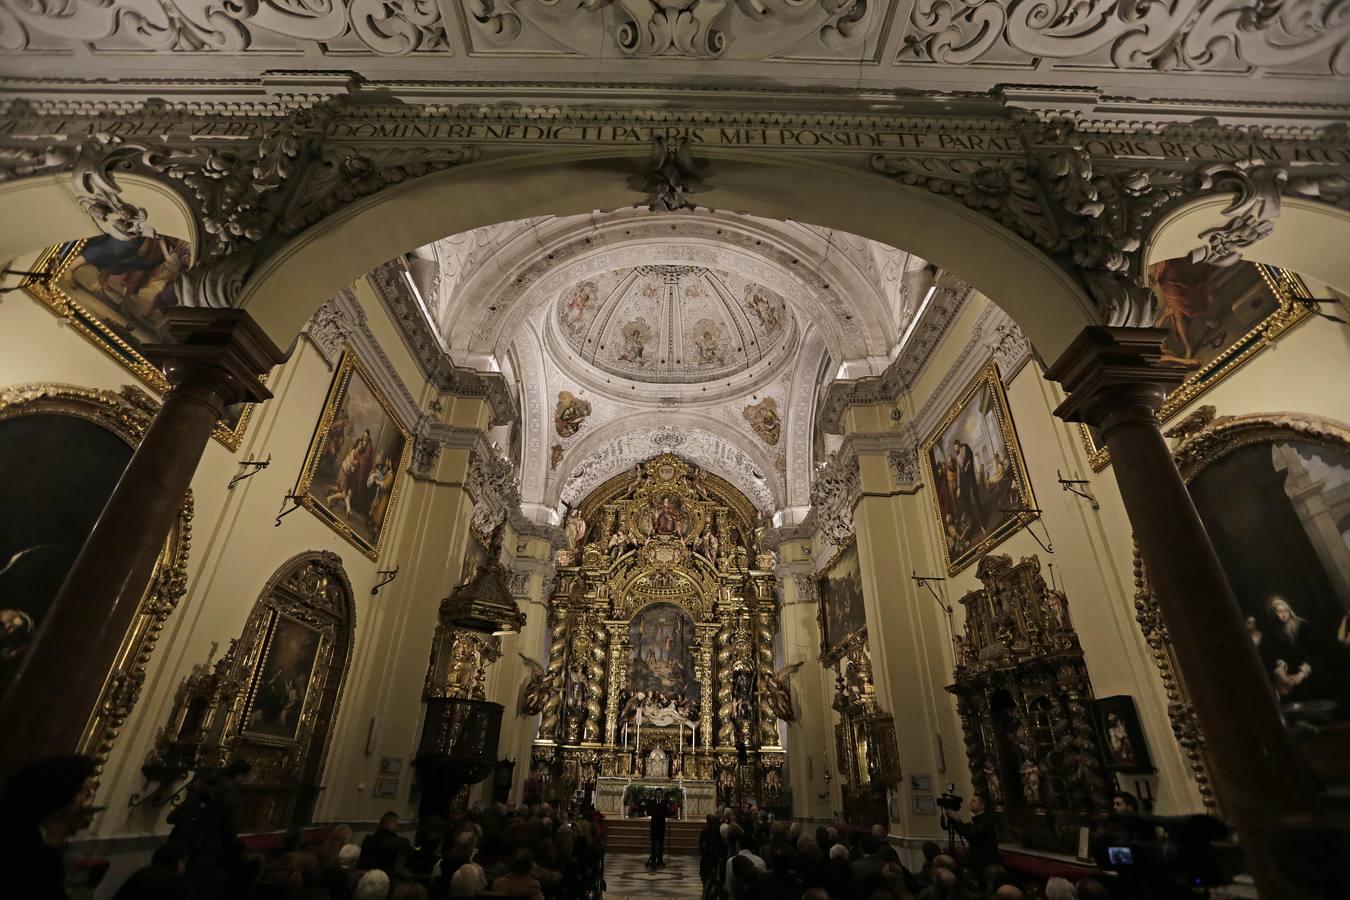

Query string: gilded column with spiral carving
[697,625,717,754]
[583,614,607,744]
[537,607,570,740]
[715,613,735,748]
[756,607,778,747]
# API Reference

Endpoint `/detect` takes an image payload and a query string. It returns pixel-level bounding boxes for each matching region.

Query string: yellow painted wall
[0,283,487,836]
[812,289,1350,845]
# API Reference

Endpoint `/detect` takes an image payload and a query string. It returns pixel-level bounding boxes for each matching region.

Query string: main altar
[523,455,789,813]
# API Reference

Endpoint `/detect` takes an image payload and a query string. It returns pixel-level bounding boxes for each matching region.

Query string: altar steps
[604,818,703,856]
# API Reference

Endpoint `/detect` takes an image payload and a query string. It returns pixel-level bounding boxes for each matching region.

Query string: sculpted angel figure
[565,509,587,550]
[517,654,550,717]
[762,660,804,722]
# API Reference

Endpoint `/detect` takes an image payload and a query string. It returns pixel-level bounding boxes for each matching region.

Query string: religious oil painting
[244,612,323,743]
[296,351,411,559]
[0,413,133,692]
[818,540,867,655]
[923,361,1037,575]
[628,603,698,703]
[1183,423,1350,779]
[1091,695,1153,774]
[1081,262,1312,472]
[24,239,258,449]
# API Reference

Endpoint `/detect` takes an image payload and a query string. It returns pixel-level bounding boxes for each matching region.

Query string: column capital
[144,308,285,407]
[1046,326,1191,430]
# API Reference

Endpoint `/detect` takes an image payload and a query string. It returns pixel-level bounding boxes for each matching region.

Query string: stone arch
[237,148,1100,361]
[1146,194,1350,294]
[0,172,200,265]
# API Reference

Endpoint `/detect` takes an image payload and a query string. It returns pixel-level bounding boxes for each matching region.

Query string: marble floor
[603,852,703,899]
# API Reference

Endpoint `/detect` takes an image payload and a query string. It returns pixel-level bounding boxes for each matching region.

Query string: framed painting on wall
[1091,695,1154,774]
[817,539,867,657]
[922,360,1037,575]
[295,350,412,559]
[242,612,325,744]
[1077,262,1313,472]
[23,239,259,450]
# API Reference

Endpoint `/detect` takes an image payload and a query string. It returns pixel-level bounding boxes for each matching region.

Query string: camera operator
[941,791,999,876]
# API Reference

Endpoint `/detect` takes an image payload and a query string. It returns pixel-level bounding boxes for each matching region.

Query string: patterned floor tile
[604,853,703,898]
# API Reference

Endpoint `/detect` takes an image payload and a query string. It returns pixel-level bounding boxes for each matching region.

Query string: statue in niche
[565,660,589,727]
[517,654,550,716]
[565,509,587,550]
[761,661,803,721]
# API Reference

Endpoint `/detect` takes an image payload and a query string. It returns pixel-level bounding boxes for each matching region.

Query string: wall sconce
[818,765,832,800]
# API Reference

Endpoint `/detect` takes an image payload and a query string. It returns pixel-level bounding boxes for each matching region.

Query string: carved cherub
[517,654,550,717]
[762,661,804,721]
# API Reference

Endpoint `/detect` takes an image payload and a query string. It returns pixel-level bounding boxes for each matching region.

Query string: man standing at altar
[647,791,670,869]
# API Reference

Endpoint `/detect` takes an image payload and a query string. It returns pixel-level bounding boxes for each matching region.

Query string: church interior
[1,10,1349,900]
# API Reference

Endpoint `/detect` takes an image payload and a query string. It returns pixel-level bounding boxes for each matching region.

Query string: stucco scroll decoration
[872,122,1350,327]
[468,443,522,536]
[633,137,706,211]
[0,0,450,55]
[809,448,860,547]
[899,0,1350,75]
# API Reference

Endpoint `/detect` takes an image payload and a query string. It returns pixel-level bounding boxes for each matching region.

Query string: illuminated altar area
[525,455,786,817]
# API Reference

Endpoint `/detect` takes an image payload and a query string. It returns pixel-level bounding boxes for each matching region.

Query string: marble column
[1047,326,1320,900]
[0,309,282,768]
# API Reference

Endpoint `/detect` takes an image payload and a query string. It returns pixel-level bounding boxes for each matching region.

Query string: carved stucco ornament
[633,136,706,211]
[872,121,1350,326]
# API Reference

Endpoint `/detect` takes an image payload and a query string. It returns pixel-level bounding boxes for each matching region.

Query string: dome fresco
[554,264,794,384]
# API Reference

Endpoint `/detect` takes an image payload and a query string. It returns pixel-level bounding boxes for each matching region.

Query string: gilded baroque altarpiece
[528,455,786,812]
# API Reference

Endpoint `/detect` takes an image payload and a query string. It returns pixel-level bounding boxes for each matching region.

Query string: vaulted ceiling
[394,207,934,519]
[2,0,1347,106]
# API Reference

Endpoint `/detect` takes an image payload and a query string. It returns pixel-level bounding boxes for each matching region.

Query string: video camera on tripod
[935,784,963,813]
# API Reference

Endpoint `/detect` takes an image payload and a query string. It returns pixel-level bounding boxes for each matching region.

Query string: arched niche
[0,382,192,775]
[213,550,355,831]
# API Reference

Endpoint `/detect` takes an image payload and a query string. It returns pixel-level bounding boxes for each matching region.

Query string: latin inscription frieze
[1,114,1347,166]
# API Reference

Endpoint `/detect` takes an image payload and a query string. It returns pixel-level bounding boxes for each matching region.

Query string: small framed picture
[912,795,936,816]
[379,756,403,776]
[373,777,400,799]
[1092,695,1155,774]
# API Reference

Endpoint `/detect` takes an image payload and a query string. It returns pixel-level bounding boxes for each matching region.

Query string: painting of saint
[297,352,411,558]
[744,284,781,333]
[742,397,781,446]
[618,318,652,366]
[922,362,1036,575]
[560,280,599,337]
[818,542,867,653]
[245,614,322,742]
[1149,258,1290,368]
[1091,696,1153,774]
[629,603,698,703]
[0,413,132,691]
[637,494,690,538]
[554,390,592,438]
[1184,433,1350,748]
[690,318,726,366]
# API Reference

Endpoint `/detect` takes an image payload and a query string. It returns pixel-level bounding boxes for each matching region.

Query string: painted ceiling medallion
[555,264,792,385]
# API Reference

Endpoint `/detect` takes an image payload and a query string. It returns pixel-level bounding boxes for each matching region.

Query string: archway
[214,550,355,831]
[237,150,1099,361]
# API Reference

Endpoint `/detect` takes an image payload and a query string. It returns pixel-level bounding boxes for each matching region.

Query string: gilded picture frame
[1077,263,1312,472]
[816,538,868,661]
[294,349,412,560]
[922,360,1038,575]
[22,241,259,451]
[240,610,328,746]
[0,383,193,775]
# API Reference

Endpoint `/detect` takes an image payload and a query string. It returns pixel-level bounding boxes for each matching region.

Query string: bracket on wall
[911,572,952,615]
[1056,469,1100,511]
[274,492,304,527]
[1296,296,1349,325]
[228,454,272,490]
[999,507,1054,555]
[371,566,400,596]
[0,267,51,295]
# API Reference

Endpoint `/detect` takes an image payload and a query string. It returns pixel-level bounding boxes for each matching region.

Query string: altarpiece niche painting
[923,361,1037,574]
[629,603,698,704]
[296,351,412,559]
[818,540,867,655]
[243,614,324,743]
[0,384,192,769]
[24,240,258,449]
